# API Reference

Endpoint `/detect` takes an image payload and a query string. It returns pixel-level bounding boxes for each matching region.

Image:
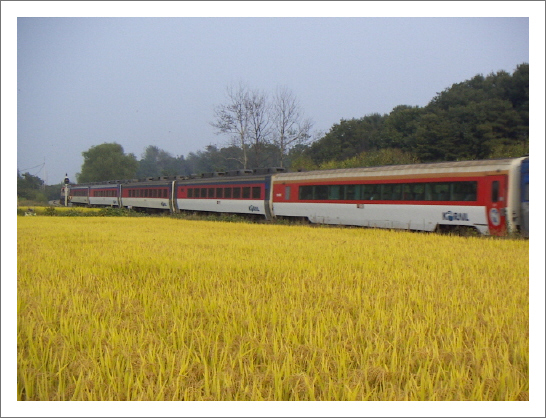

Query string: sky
[3,2,546,418]
[7,3,540,186]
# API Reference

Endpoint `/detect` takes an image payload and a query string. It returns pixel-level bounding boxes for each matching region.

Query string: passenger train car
[63,157,529,236]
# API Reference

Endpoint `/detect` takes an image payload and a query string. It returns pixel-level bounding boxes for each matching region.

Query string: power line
[19,163,45,172]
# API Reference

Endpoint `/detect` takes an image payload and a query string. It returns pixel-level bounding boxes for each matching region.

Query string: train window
[362,184,380,200]
[344,185,355,200]
[188,188,193,198]
[233,187,241,198]
[285,186,291,200]
[216,188,223,198]
[252,187,261,199]
[299,186,313,200]
[381,184,401,200]
[328,185,342,200]
[200,188,207,198]
[224,188,232,198]
[242,187,251,199]
[315,185,328,200]
[381,184,390,200]
[409,184,425,201]
[208,188,215,198]
[430,183,449,201]
[402,185,412,200]
[523,183,529,202]
[452,182,477,201]
[492,181,499,203]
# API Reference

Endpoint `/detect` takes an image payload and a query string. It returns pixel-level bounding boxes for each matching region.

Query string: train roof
[274,157,527,181]
[68,158,527,186]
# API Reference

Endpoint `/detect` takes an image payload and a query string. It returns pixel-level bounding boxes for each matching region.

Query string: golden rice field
[17,217,529,402]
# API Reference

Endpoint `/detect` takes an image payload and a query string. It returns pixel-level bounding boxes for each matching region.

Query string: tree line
[295,63,528,170]
[18,64,529,201]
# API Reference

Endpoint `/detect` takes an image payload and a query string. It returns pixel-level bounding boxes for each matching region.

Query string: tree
[211,83,252,169]
[212,83,313,169]
[76,143,138,183]
[306,114,386,165]
[246,88,271,167]
[136,145,189,178]
[380,105,422,151]
[271,86,313,168]
[17,170,46,202]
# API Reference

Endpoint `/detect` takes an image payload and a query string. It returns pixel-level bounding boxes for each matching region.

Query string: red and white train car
[270,158,527,235]
[88,183,121,207]
[68,185,90,206]
[175,172,272,218]
[121,180,175,211]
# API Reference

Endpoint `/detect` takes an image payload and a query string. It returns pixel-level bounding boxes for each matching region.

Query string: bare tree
[210,82,251,169]
[246,88,271,167]
[271,86,313,168]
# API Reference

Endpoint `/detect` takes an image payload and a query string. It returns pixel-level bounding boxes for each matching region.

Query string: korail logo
[248,205,260,212]
[442,211,469,221]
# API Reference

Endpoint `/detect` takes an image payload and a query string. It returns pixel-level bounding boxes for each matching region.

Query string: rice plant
[17,217,529,401]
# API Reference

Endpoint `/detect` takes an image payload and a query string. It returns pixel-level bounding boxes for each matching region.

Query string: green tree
[381,105,423,151]
[306,114,386,165]
[17,170,47,202]
[136,145,189,178]
[76,143,138,183]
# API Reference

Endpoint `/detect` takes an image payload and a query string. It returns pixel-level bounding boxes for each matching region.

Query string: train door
[169,181,179,213]
[520,158,529,237]
[484,175,507,235]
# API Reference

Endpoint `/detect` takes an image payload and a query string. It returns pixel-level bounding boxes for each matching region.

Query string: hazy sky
[9,5,537,185]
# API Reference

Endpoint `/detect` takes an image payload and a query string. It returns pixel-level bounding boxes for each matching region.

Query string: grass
[17,217,529,401]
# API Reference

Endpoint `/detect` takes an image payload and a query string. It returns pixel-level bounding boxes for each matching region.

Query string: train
[62,157,530,237]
